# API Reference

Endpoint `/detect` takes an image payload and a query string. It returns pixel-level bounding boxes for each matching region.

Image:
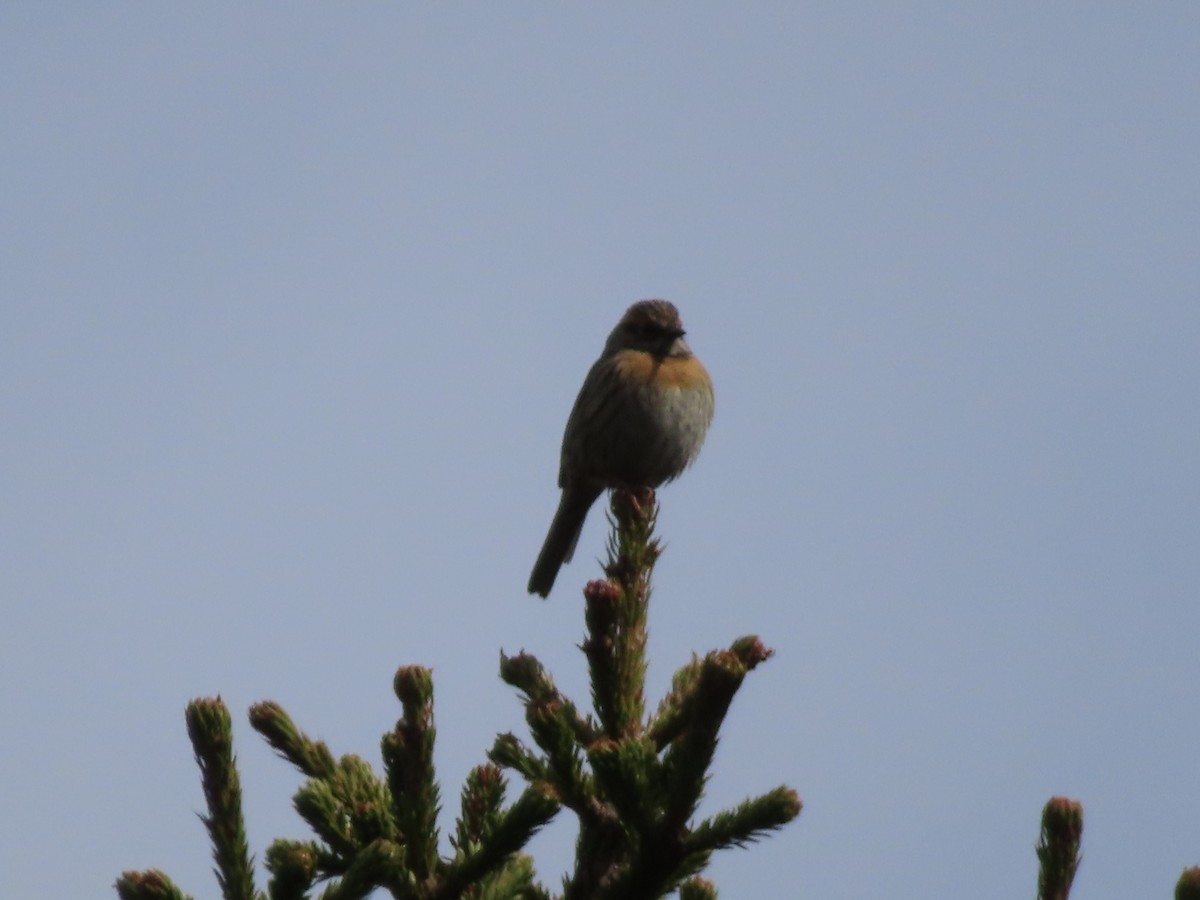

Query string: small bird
[528,300,714,597]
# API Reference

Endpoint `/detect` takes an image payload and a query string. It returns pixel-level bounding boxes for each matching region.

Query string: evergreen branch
[114,869,193,900]
[587,737,660,835]
[488,733,551,785]
[316,839,405,900]
[263,841,319,900]
[290,760,392,866]
[646,655,703,751]
[330,755,395,845]
[525,697,595,815]
[126,486,799,898]
[649,638,771,752]
[472,856,551,900]
[439,783,560,898]
[659,651,746,833]
[686,787,802,854]
[473,856,552,900]
[186,698,260,900]
[385,666,442,882]
[594,839,707,900]
[564,815,630,900]
[501,651,598,746]
[678,877,717,900]
[453,764,507,853]
[600,791,789,900]
[1178,867,1200,900]
[498,651,558,704]
[727,635,774,670]
[581,577,624,739]
[584,489,657,740]
[489,783,561,853]
[249,702,337,779]
[293,779,357,857]
[1036,796,1083,900]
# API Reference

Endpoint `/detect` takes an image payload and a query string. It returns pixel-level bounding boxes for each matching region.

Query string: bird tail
[527,486,602,598]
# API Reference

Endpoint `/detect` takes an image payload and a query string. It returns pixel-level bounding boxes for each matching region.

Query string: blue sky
[2,4,1197,897]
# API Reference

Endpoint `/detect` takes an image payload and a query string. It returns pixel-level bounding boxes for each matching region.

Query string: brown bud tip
[780,787,803,817]
[473,763,502,789]
[730,635,774,668]
[584,579,621,604]
[248,701,283,727]
[393,665,433,705]
[1042,796,1083,841]
[488,732,523,767]
[115,869,173,891]
[1176,866,1200,900]
[679,877,717,900]
[587,736,620,754]
[499,651,542,685]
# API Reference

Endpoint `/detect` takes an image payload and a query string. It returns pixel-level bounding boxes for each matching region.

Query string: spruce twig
[120,487,798,899]
[678,878,717,900]
[440,782,559,897]
[500,651,598,747]
[1177,867,1200,900]
[1036,796,1083,900]
[186,698,259,900]
[686,787,803,853]
[584,487,657,739]
[114,869,193,900]
[249,702,336,779]
[497,489,801,899]
[385,665,441,882]
[262,841,318,900]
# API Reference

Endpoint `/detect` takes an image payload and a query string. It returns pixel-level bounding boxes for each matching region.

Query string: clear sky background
[2,5,1197,898]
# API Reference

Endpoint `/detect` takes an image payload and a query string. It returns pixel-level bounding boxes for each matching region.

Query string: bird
[528,299,714,597]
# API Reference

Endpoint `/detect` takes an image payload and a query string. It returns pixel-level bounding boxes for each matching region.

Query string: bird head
[606,299,691,358]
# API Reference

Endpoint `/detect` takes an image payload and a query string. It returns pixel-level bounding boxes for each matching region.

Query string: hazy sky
[2,5,1198,897]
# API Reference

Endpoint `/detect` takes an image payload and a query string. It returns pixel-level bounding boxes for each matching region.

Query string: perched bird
[528,299,714,597]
